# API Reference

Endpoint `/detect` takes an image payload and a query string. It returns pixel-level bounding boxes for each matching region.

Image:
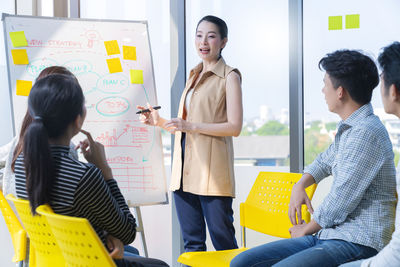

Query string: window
[185,0,290,167]
[303,0,400,166]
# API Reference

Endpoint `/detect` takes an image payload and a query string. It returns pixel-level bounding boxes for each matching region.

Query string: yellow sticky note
[130,70,143,84]
[9,31,28,47]
[106,58,123,73]
[11,49,29,65]
[16,80,33,96]
[345,14,360,29]
[328,16,342,30]
[104,40,120,55]
[123,46,137,60]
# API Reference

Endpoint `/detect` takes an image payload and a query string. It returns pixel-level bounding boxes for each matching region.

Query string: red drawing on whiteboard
[28,39,83,49]
[96,96,130,117]
[83,29,102,48]
[95,124,150,147]
[107,155,137,165]
[110,164,156,192]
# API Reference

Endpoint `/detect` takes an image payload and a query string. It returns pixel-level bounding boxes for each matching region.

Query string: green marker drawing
[142,84,150,102]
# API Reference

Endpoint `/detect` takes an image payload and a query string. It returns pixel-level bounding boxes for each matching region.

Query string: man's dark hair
[319,50,379,105]
[378,42,400,93]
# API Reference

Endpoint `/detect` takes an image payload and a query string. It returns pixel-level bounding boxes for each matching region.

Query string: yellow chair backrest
[177,172,318,267]
[36,205,117,267]
[0,191,27,262]
[6,194,65,266]
[240,172,316,238]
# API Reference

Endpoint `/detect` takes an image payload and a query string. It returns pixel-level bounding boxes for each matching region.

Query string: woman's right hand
[137,103,161,127]
[78,129,113,180]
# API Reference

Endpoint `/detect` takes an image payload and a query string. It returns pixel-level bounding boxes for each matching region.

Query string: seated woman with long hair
[14,73,168,267]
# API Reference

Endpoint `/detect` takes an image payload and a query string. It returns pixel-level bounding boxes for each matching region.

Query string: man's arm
[289,142,336,225]
[289,173,316,225]
[313,129,389,228]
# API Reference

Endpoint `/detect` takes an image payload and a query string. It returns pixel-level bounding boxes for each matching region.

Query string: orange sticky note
[9,31,28,47]
[104,40,120,55]
[123,46,137,60]
[130,69,143,84]
[106,58,123,73]
[11,49,29,65]
[16,80,33,96]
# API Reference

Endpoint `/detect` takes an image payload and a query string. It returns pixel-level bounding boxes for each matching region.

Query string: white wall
[0,5,15,146]
[0,207,15,267]
[0,0,21,265]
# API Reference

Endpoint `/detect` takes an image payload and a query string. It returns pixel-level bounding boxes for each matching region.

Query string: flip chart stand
[134,206,148,257]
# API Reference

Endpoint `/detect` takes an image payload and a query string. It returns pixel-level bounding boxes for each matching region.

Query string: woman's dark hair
[197,15,228,39]
[378,42,400,93]
[197,15,228,56]
[12,66,74,172]
[23,74,84,213]
[319,50,379,105]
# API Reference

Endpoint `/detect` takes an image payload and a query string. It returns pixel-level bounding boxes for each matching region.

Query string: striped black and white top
[14,145,136,246]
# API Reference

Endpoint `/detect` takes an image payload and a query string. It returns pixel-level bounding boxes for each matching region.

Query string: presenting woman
[138,15,243,252]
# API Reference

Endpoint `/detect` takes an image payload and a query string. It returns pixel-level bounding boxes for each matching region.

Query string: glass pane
[185,0,290,167]
[304,0,400,166]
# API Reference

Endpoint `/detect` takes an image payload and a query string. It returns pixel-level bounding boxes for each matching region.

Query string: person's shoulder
[224,62,241,82]
[226,69,241,82]
[62,153,91,170]
[77,164,107,188]
[359,113,388,133]
[351,114,391,143]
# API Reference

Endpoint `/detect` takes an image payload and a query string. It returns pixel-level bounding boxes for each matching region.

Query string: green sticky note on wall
[346,14,360,29]
[130,69,143,84]
[9,31,28,47]
[329,16,342,30]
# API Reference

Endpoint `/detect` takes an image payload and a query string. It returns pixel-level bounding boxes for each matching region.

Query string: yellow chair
[6,194,65,267]
[177,172,317,267]
[36,205,117,267]
[0,191,27,266]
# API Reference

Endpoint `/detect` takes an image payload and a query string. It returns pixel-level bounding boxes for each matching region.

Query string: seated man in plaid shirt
[230,50,397,267]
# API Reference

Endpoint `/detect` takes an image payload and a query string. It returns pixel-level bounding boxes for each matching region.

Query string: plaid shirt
[304,103,397,251]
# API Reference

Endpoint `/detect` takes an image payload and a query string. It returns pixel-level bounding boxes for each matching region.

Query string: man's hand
[289,220,322,238]
[106,235,124,259]
[289,222,307,238]
[289,183,314,225]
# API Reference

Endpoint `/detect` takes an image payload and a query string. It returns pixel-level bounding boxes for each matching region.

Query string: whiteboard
[2,14,167,206]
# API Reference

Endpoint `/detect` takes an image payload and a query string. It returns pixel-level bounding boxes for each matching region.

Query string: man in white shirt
[340,42,400,267]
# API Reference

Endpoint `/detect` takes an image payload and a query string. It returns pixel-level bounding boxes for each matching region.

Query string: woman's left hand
[106,235,124,259]
[164,118,193,134]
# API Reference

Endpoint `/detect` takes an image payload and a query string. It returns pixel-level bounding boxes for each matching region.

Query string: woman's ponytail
[23,118,54,214]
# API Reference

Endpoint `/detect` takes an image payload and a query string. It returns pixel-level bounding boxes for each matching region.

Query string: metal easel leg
[134,206,148,258]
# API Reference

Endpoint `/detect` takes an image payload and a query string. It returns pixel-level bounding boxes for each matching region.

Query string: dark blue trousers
[174,133,238,252]
[173,189,238,252]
